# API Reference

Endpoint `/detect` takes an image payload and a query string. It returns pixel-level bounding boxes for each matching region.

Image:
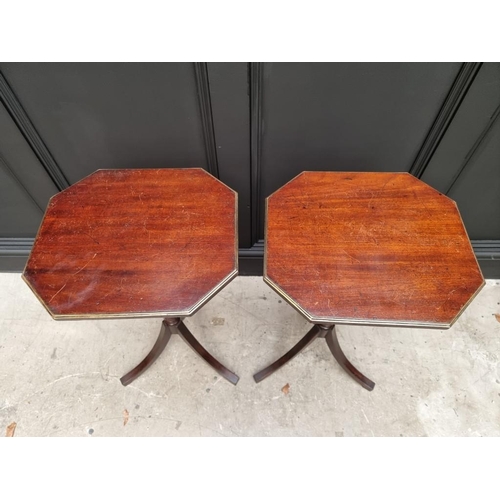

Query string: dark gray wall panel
[0,102,58,211]
[447,114,500,240]
[0,98,57,271]
[1,62,496,277]
[207,63,252,247]
[0,63,208,183]
[419,62,500,276]
[421,63,500,193]
[258,62,461,237]
[0,163,42,237]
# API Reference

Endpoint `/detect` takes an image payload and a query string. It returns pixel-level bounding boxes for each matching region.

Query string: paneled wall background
[0,63,498,276]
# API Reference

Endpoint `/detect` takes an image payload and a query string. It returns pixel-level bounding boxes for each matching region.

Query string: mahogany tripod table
[254,172,485,390]
[22,168,240,386]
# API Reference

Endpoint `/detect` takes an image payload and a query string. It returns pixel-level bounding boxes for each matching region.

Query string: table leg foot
[176,321,239,385]
[120,319,173,386]
[253,324,321,383]
[325,326,375,391]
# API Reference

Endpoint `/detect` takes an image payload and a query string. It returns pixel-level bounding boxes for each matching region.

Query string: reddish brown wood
[23,168,237,318]
[265,172,484,328]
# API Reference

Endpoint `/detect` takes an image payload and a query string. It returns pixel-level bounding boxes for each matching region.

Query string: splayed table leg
[121,317,239,386]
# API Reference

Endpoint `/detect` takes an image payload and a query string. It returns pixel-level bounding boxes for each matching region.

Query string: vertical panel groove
[194,63,219,177]
[410,62,482,179]
[0,71,69,190]
[250,62,263,245]
[445,103,500,195]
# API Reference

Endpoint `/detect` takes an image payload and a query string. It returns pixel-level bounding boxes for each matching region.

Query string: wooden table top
[264,172,484,328]
[23,168,237,319]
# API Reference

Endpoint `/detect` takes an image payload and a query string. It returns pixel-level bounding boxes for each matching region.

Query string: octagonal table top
[23,168,237,319]
[264,171,484,328]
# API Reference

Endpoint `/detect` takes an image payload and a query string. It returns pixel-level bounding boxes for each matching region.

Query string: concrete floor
[1,273,499,437]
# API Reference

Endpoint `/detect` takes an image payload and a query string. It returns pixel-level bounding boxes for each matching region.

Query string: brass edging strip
[29,266,239,321]
[264,275,452,329]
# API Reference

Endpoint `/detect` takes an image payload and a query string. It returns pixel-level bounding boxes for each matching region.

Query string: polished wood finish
[259,171,484,389]
[265,172,484,328]
[121,317,239,386]
[23,168,237,318]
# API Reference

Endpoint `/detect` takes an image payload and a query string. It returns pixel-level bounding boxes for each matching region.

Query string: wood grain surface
[264,172,484,327]
[23,168,237,318]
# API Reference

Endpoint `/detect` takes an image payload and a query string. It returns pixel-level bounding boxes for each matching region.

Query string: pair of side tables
[22,169,484,391]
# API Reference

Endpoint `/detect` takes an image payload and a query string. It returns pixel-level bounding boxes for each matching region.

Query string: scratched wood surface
[23,168,237,318]
[265,172,484,327]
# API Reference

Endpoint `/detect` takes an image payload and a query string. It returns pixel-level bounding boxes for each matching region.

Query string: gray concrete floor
[1,273,499,437]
